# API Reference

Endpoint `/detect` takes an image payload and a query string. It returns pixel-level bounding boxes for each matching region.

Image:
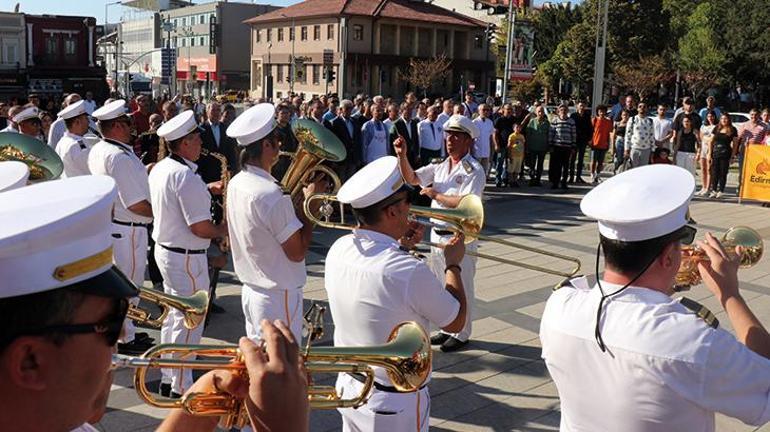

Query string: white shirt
[55,131,91,177]
[0,124,18,134]
[226,165,305,290]
[324,229,459,385]
[540,277,770,432]
[87,138,152,224]
[437,112,452,134]
[653,116,673,146]
[417,118,441,151]
[148,155,212,250]
[48,117,66,148]
[83,99,96,115]
[472,116,495,158]
[383,118,396,133]
[414,153,485,244]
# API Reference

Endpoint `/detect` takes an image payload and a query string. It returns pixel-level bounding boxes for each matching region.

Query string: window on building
[3,41,18,64]
[200,15,206,24]
[312,64,320,84]
[64,36,76,56]
[278,28,284,41]
[191,16,196,25]
[45,35,57,57]
[353,24,363,41]
[182,17,186,26]
[313,25,320,40]
[173,18,178,27]
[301,26,307,41]
[277,64,283,82]
[191,37,196,46]
[327,24,334,40]
[256,29,260,43]
[276,91,282,99]
[181,38,186,47]
[289,27,295,41]
[173,36,178,47]
[267,28,271,42]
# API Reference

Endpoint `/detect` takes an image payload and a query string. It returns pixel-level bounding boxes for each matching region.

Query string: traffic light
[485,23,497,42]
[326,67,336,83]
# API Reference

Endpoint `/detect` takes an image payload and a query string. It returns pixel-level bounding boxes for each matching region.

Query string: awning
[176,71,189,80]
[196,71,218,81]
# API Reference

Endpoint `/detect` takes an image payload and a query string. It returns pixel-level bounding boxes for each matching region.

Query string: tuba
[0,132,63,180]
[113,321,431,429]
[279,118,346,206]
[200,148,230,252]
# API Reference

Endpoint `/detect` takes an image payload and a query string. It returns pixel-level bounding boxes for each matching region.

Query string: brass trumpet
[112,321,431,429]
[127,288,209,330]
[279,118,346,204]
[675,226,764,289]
[304,193,582,280]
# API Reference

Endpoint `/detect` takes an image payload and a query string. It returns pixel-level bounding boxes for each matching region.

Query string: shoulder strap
[679,297,719,329]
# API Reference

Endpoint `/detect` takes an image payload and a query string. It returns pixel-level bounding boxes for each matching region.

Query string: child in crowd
[651,147,673,165]
[507,123,526,187]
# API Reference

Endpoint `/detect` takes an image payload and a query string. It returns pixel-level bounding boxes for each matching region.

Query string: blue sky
[1,0,578,23]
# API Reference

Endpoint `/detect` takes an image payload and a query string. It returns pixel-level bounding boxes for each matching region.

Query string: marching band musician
[225,103,326,341]
[13,105,44,142]
[88,99,155,355]
[0,176,307,432]
[540,164,770,431]
[324,156,468,432]
[149,110,228,398]
[55,100,92,177]
[395,115,485,352]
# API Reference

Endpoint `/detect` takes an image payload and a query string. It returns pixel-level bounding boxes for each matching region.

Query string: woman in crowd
[697,110,718,196]
[673,116,700,177]
[38,110,54,143]
[610,109,629,173]
[709,113,739,199]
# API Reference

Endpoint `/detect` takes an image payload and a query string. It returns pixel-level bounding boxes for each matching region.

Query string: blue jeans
[495,149,508,184]
[614,138,625,171]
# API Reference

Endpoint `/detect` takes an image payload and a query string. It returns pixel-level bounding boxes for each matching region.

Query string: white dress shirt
[325,228,459,384]
[55,131,91,177]
[436,112,452,134]
[418,118,442,151]
[653,116,674,148]
[83,99,97,115]
[472,116,495,158]
[415,153,485,244]
[48,117,67,148]
[209,121,221,147]
[87,138,152,224]
[540,277,770,432]
[148,155,212,250]
[226,164,305,290]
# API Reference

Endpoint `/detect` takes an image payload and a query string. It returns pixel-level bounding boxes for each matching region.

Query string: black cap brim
[65,265,139,299]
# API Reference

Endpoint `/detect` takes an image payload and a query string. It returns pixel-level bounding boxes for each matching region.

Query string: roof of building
[244,0,486,28]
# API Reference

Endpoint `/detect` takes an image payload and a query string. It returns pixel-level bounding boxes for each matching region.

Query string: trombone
[127,288,209,330]
[304,193,582,280]
[112,321,431,429]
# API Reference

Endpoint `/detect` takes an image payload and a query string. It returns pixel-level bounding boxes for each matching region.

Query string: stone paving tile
[102,179,770,432]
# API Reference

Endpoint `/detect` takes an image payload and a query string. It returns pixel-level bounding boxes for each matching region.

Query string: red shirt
[130,110,150,135]
[591,116,613,150]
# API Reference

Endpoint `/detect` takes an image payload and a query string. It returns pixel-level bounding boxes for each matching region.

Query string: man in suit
[388,102,420,169]
[328,99,362,180]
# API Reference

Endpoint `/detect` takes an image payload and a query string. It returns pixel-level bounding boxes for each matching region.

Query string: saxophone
[201,148,230,252]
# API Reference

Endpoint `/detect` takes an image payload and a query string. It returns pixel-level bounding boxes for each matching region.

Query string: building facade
[246,0,493,101]
[25,15,107,101]
[0,12,27,101]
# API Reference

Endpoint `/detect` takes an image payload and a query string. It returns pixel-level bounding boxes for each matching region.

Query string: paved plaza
[97,174,770,432]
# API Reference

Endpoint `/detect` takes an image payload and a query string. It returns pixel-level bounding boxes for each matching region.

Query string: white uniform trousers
[155,247,210,394]
[111,223,148,343]
[336,373,430,432]
[242,285,303,342]
[428,244,477,341]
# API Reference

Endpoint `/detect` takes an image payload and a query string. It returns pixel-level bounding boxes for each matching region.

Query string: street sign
[161,48,176,86]
[209,16,218,55]
[323,49,333,66]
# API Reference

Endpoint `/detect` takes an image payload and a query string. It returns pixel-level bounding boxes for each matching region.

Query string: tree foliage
[677,2,727,98]
[398,54,452,98]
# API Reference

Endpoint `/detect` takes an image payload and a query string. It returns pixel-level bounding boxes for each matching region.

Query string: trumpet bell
[0,132,63,180]
[676,226,764,288]
[127,288,209,330]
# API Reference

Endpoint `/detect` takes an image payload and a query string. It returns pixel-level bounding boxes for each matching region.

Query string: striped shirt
[549,117,576,148]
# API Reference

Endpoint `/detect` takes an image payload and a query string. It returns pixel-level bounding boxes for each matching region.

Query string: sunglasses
[3,298,128,347]
[679,225,697,245]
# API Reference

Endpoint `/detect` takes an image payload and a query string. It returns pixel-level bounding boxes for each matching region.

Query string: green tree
[531,3,583,67]
[613,55,671,101]
[712,0,770,86]
[677,2,727,99]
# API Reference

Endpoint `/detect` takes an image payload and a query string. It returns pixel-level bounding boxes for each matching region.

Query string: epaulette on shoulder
[679,297,719,329]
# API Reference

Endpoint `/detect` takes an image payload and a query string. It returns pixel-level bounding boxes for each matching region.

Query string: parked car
[729,112,750,129]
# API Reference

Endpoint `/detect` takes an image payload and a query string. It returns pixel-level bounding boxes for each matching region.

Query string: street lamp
[281,13,295,95]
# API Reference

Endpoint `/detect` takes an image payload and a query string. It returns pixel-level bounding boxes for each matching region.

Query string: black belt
[348,373,427,393]
[433,229,453,236]
[113,219,148,228]
[160,244,206,255]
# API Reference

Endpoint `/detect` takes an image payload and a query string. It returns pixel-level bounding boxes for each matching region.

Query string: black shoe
[440,337,469,352]
[171,392,182,399]
[568,177,575,184]
[576,177,588,184]
[430,333,451,346]
[159,383,171,397]
[688,217,697,224]
[117,338,155,355]
[134,332,153,343]
[561,183,569,190]
[209,302,226,314]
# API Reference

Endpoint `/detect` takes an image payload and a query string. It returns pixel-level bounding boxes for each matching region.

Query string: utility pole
[501,3,516,104]
[591,0,609,108]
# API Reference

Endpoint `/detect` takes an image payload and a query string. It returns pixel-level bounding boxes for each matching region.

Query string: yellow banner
[740,144,770,202]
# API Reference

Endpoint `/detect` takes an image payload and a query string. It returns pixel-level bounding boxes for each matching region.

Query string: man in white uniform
[13,106,43,142]
[540,164,770,432]
[55,100,92,177]
[396,115,485,352]
[48,93,82,149]
[88,99,154,354]
[325,156,468,432]
[226,103,325,341]
[472,104,495,175]
[150,110,229,397]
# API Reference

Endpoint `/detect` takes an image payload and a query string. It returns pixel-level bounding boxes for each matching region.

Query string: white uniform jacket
[226,164,305,290]
[56,132,91,177]
[540,276,770,432]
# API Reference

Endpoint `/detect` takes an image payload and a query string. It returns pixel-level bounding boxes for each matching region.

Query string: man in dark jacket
[387,102,420,168]
[569,101,593,184]
[327,99,362,180]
